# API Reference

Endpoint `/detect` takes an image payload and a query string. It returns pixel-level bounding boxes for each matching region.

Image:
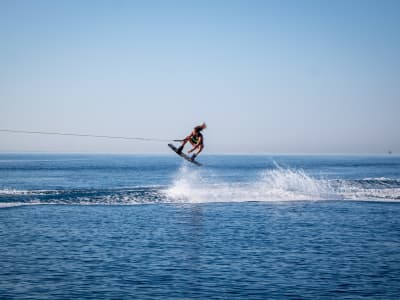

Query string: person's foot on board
[176,145,184,154]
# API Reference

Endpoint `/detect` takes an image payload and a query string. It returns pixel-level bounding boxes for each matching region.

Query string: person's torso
[190,132,203,144]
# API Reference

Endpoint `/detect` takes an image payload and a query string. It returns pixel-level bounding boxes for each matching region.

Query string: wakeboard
[168,143,202,166]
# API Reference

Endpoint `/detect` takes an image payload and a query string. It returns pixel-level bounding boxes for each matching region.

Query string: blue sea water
[1,153,400,299]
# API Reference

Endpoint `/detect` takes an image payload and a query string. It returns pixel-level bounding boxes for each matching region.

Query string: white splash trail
[164,165,400,203]
[164,165,332,203]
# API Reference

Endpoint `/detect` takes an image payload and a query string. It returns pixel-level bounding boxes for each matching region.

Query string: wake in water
[1,165,400,207]
[164,165,400,203]
[165,166,328,202]
[0,187,165,207]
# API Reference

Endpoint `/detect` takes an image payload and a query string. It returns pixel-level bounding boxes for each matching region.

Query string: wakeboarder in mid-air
[176,122,207,161]
[167,122,206,166]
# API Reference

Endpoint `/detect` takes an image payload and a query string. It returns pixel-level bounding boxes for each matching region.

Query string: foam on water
[165,165,328,202]
[164,165,400,203]
[1,166,400,207]
[0,189,58,196]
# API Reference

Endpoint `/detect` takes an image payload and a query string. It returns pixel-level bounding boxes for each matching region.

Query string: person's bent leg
[191,145,204,160]
[177,137,189,154]
[196,144,204,155]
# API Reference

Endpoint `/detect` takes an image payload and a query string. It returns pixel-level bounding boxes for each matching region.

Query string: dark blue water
[1,154,400,298]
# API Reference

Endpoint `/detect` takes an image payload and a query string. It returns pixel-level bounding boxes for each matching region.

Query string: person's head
[194,122,206,133]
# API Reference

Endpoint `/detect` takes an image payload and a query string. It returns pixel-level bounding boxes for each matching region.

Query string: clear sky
[1,0,399,154]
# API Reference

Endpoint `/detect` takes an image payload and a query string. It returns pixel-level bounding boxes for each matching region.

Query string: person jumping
[176,122,207,161]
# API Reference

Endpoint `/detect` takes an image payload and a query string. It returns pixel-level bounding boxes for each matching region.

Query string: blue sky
[1,0,399,153]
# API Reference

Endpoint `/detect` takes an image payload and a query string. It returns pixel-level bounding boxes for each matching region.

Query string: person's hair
[194,122,206,133]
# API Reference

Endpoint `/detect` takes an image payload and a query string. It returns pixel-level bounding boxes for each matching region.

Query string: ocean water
[1,153,400,299]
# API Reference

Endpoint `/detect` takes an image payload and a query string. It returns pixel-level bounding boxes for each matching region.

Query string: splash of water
[2,166,400,207]
[165,165,333,203]
[164,165,400,203]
